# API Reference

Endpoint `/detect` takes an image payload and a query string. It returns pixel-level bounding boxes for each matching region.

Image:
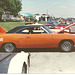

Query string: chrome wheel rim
[4,43,14,52]
[61,41,72,52]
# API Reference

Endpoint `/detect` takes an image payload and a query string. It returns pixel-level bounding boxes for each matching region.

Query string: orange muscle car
[0,23,75,52]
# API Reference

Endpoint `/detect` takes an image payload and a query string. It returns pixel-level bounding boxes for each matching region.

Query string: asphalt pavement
[0,53,11,62]
[0,53,16,74]
[0,49,75,74]
[29,51,75,74]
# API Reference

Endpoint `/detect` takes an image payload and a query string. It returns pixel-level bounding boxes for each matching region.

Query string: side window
[32,27,47,34]
[17,29,29,34]
[22,30,29,34]
[32,27,44,34]
[16,27,48,34]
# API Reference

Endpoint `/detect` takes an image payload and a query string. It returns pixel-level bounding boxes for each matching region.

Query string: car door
[25,33,54,48]
[23,27,55,48]
[17,26,55,48]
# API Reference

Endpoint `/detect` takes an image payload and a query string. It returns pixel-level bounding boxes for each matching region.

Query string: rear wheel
[60,41,74,52]
[2,43,16,52]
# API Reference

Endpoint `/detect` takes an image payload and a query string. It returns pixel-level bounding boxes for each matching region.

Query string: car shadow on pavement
[0,48,75,53]
[15,48,75,53]
[15,48,59,52]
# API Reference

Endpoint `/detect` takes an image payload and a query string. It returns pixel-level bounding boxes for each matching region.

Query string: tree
[0,8,4,14]
[13,0,22,16]
[0,1,4,20]
[0,0,22,16]
[5,0,22,16]
[0,2,3,13]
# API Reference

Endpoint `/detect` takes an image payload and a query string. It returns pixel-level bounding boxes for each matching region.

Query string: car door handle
[26,36,31,38]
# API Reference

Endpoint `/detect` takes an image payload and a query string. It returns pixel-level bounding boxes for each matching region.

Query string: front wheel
[60,41,74,52]
[2,43,16,52]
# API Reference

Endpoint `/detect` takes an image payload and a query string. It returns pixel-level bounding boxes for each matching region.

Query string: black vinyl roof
[7,25,43,33]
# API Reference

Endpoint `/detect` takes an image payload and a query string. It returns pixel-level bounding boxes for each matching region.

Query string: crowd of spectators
[23,15,55,23]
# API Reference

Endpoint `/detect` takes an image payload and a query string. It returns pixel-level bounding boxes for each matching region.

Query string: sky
[20,0,75,18]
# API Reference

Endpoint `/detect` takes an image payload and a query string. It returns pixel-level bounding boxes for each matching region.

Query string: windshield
[43,25,53,33]
[53,22,58,25]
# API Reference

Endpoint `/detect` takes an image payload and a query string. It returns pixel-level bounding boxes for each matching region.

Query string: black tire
[2,43,16,52]
[59,41,74,52]
[21,63,27,74]
[28,53,30,67]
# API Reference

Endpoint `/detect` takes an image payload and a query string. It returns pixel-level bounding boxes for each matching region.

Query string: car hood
[58,19,67,25]
[0,26,7,33]
[57,23,75,33]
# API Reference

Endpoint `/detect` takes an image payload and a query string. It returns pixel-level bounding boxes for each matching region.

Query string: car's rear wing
[0,26,7,33]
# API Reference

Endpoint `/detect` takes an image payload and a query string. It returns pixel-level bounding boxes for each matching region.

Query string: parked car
[0,24,75,52]
[44,20,71,32]
[43,21,55,29]
[52,21,71,32]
